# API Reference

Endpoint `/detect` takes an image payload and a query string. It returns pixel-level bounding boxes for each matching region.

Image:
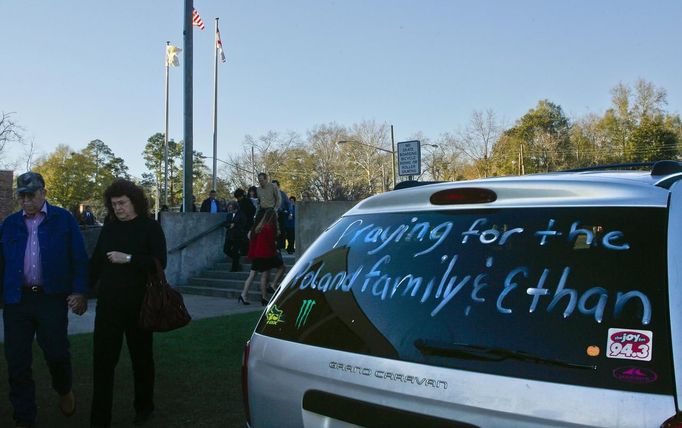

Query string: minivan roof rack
[562,162,654,173]
[563,160,682,176]
[393,180,442,190]
[651,160,682,176]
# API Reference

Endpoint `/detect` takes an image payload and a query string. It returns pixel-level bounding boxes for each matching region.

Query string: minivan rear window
[256,207,672,394]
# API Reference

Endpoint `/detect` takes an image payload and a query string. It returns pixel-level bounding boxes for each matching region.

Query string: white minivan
[242,161,682,428]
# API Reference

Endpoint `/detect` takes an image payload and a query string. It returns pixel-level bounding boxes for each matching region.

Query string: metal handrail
[167,220,225,254]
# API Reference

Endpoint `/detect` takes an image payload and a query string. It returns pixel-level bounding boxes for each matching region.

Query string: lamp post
[416,143,440,180]
[337,140,396,188]
[251,145,256,186]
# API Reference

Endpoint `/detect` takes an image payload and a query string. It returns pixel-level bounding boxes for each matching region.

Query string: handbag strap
[148,257,167,286]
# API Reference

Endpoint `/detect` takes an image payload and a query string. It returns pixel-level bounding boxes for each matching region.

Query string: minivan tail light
[661,412,682,427]
[430,188,497,205]
[241,340,251,425]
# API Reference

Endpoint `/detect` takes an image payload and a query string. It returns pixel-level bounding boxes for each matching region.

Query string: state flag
[166,44,182,67]
[192,9,205,30]
[216,28,226,63]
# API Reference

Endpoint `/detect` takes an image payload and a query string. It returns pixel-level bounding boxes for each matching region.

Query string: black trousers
[285,227,295,252]
[90,298,154,426]
[276,211,287,249]
[3,292,72,427]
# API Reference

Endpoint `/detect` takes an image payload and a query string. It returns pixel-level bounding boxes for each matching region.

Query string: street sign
[397,140,421,176]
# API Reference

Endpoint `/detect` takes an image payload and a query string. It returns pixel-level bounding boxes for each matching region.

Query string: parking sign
[397,140,421,176]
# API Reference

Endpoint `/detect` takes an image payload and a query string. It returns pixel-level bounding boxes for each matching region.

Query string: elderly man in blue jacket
[0,172,89,428]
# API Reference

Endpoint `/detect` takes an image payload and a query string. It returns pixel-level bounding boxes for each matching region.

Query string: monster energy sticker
[266,305,285,325]
[296,299,316,329]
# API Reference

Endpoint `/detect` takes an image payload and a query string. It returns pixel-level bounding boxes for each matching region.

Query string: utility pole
[251,145,256,185]
[390,124,396,188]
[519,144,525,175]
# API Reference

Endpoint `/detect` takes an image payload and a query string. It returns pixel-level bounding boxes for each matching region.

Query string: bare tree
[0,112,24,165]
[305,123,349,200]
[341,121,392,195]
[633,79,667,123]
[457,109,502,178]
[226,131,302,191]
[570,113,615,166]
[23,137,37,171]
[408,132,440,181]
[431,133,467,180]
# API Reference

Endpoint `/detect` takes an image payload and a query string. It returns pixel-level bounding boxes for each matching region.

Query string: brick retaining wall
[0,170,14,222]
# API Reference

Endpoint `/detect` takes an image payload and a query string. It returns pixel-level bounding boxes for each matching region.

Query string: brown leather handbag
[139,258,191,332]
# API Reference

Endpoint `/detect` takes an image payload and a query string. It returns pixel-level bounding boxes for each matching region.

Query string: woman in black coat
[89,179,167,427]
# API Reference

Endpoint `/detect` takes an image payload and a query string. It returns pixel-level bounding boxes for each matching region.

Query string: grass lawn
[0,311,261,427]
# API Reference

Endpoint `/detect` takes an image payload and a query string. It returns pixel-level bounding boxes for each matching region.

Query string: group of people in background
[218,173,296,306]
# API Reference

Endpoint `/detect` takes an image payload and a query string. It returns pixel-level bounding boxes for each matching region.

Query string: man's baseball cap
[16,172,45,194]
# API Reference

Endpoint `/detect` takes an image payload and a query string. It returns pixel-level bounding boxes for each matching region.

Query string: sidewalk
[0,294,264,342]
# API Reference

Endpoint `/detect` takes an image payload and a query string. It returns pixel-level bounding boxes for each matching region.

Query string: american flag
[192,9,205,30]
[216,28,226,63]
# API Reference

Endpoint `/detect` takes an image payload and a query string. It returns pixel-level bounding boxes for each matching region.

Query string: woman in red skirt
[238,209,285,305]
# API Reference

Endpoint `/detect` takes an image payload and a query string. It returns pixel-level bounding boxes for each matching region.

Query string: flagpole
[211,18,219,191]
[182,0,194,214]
[164,41,170,206]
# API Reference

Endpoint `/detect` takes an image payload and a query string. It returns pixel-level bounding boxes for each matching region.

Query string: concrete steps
[178,253,296,301]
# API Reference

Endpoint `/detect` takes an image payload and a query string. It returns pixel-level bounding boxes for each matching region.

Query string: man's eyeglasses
[17,190,42,201]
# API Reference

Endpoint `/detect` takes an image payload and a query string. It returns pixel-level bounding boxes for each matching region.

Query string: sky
[1,0,681,178]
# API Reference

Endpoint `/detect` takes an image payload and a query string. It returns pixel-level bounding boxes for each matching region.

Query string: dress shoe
[261,297,269,306]
[133,409,154,425]
[59,390,76,417]
[266,286,276,294]
[237,295,250,305]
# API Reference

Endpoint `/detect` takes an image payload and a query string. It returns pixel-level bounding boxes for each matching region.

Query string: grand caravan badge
[329,361,448,390]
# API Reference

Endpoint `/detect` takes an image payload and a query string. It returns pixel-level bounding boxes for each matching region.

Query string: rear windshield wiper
[414,339,596,371]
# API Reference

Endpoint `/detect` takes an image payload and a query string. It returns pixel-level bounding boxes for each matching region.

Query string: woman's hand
[67,293,88,315]
[107,251,131,264]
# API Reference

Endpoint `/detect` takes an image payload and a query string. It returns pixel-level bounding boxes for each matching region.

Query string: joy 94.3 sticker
[606,328,652,362]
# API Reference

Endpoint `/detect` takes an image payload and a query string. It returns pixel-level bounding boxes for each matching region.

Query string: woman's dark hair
[103,179,149,221]
[248,186,258,197]
[253,209,277,235]
[233,188,245,198]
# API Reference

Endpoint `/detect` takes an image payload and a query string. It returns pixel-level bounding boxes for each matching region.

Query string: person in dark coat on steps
[223,201,248,272]
[234,188,255,230]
